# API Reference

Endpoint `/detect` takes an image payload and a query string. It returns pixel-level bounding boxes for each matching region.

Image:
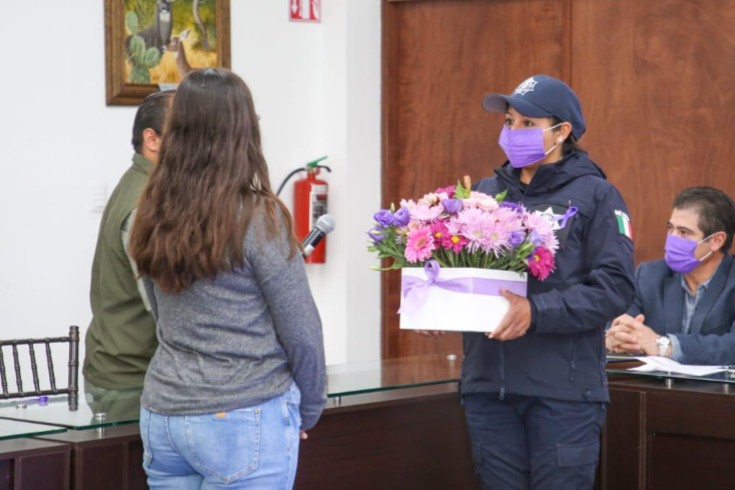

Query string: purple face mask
[498,124,562,168]
[664,233,714,274]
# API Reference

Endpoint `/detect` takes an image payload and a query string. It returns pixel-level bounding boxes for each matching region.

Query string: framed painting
[105,0,231,106]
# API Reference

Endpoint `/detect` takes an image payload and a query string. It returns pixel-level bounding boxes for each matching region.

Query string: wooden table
[0,438,71,489]
[601,373,735,490]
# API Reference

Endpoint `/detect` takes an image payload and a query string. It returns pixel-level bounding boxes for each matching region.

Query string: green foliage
[176,0,218,51]
[128,35,146,64]
[131,0,156,28]
[129,44,161,83]
[454,179,471,199]
[171,0,198,32]
[368,225,409,271]
[143,47,162,68]
[125,11,139,34]
[131,65,151,84]
[125,11,162,84]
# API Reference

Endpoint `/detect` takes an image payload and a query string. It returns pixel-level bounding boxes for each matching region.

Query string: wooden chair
[0,326,79,410]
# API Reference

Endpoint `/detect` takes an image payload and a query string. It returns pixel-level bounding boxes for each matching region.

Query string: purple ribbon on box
[399,260,527,317]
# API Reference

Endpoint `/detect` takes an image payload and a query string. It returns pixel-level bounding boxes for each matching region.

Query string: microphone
[301,214,335,258]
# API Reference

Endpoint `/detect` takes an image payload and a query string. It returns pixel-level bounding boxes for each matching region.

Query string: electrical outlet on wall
[91,182,108,214]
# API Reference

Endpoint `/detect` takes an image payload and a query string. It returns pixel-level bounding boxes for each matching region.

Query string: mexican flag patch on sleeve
[614,210,633,240]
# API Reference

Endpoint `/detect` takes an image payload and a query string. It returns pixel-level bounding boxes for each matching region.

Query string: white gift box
[399,266,528,333]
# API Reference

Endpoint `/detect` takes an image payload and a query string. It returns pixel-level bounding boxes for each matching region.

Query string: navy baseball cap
[482,75,586,140]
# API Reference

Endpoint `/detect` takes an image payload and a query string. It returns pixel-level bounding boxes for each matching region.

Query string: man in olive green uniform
[83,91,173,395]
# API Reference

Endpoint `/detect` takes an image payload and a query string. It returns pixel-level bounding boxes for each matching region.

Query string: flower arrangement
[368,177,559,281]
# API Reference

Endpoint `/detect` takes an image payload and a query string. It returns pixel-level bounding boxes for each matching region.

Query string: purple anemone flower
[373,209,394,227]
[391,207,411,226]
[368,226,386,244]
[499,201,523,212]
[509,230,525,247]
[441,198,463,215]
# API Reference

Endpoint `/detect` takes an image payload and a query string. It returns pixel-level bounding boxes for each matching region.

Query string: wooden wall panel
[382,0,571,358]
[573,0,735,263]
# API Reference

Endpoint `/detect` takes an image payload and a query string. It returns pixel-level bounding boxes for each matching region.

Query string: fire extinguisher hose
[275,158,332,197]
[276,168,307,197]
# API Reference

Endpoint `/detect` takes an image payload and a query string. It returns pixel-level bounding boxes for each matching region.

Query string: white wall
[0,1,381,372]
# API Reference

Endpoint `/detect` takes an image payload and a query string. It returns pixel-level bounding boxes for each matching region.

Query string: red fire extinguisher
[292,157,330,263]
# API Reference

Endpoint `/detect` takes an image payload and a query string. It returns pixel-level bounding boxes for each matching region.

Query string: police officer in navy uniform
[458,75,634,489]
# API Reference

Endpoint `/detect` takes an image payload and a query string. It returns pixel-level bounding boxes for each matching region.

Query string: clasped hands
[605,313,660,356]
[416,289,531,341]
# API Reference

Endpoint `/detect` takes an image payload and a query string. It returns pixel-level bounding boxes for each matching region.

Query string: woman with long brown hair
[130,68,326,489]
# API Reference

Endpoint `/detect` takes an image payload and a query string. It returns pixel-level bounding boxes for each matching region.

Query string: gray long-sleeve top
[140,210,327,430]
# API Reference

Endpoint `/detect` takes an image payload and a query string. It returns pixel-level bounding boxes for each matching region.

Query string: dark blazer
[630,253,735,365]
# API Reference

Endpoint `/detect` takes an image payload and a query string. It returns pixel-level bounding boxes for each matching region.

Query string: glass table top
[326,353,461,397]
[605,354,735,384]
[0,388,141,430]
[0,354,462,430]
[2,353,732,432]
[0,418,66,441]
[606,366,735,385]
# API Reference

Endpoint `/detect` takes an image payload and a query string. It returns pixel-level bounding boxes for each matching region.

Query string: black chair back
[0,325,79,410]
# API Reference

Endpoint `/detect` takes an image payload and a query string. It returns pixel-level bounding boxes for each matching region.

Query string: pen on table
[15,396,49,409]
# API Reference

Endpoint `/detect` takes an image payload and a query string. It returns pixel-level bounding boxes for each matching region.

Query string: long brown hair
[130,68,298,293]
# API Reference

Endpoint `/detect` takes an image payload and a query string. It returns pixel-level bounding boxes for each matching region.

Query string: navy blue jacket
[629,254,735,365]
[464,150,635,402]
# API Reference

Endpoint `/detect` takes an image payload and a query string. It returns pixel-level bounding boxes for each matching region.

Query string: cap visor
[482,94,553,118]
[481,94,510,113]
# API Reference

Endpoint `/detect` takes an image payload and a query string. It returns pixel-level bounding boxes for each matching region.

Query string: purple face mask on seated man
[663,233,715,274]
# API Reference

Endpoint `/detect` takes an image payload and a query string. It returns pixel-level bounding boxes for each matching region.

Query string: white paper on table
[630,356,728,376]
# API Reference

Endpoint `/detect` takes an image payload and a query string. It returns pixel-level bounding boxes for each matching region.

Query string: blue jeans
[463,393,607,490]
[140,383,302,489]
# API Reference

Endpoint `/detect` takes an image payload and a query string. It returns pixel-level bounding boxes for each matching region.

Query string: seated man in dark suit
[606,186,735,365]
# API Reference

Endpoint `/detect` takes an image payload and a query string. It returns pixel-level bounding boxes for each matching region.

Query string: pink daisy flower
[430,221,449,248]
[434,185,456,197]
[404,227,435,263]
[528,246,555,280]
[441,233,468,253]
[454,208,509,254]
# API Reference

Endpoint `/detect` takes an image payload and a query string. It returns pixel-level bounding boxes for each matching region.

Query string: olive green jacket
[83,154,156,390]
